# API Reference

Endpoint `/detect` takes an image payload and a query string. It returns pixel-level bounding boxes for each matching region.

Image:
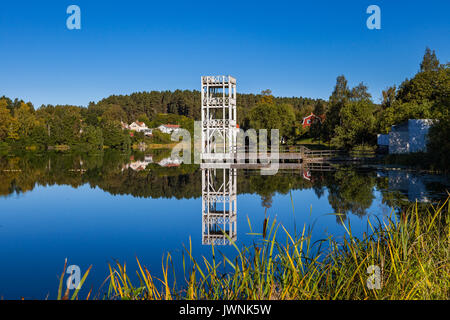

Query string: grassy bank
[60,197,449,300]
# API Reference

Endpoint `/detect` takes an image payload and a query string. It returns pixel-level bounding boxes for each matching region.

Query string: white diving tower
[201,75,237,162]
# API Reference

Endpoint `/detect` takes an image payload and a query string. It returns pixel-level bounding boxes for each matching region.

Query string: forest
[0,48,448,169]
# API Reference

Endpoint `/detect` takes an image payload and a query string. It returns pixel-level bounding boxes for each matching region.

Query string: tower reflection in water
[201,164,237,245]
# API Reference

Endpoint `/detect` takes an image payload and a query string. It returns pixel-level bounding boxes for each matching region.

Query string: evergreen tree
[420,47,440,72]
[323,75,350,141]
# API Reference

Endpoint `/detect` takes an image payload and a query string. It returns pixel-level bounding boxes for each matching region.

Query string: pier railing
[278,146,343,159]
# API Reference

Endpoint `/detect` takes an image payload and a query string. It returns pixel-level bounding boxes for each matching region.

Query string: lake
[0,151,448,299]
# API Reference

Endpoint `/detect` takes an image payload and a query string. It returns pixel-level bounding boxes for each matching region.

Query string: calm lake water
[0,151,448,299]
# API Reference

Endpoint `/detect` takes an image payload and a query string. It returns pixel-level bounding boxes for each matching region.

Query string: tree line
[0,88,324,152]
[1,47,448,169]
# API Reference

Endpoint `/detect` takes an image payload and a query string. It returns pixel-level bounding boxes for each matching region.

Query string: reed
[69,196,450,300]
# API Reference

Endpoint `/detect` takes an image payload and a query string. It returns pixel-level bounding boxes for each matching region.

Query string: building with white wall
[157,124,180,134]
[377,119,435,154]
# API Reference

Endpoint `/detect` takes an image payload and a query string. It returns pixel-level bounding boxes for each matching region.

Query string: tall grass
[69,197,450,300]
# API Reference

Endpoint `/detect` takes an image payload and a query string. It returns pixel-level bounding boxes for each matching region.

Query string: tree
[420,47,440,72]
[323,75,350,141]
[259,89,274,105]
[381,85,396,109]
[324,80,376,149]
[7,116,20,141]
[349,82,372,101]
[81,125,104,151]
[15,102,37,143]
[427,117,450,170]
[329,75,350,104]
[331,99,376,149]
[102,121,130,150]
[380,52,449,132]
[309,119,323,142]
[29,125,49,147]
[0,99,12,141]
[313,100,326,116]
[248,101,295,138]
[102,105,128,123]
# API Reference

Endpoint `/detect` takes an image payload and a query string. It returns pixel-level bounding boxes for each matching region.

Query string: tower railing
[201,75,237,161]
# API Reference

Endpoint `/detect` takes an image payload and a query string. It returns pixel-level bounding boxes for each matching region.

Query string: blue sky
[0,0,449,107]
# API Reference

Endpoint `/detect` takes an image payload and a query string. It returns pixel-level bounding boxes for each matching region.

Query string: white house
[129,121,152,136]
[158,157,182,167]
[158,124,180,134]
[130,121,148,132]
[377,119,435,154]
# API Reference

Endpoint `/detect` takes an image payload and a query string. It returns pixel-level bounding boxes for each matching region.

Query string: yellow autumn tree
[0,99,12,141]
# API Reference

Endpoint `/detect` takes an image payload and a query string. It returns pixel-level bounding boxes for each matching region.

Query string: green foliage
[379,100,434,133]
[321,48,449,161]
[380,52,449,133]
[148,113,194,134]
[248,99,296,138]
[427,117,450,171]
[0,98,13,140]
[322,75,350,141]
[150,129,173,144]
[80,125,104,151]
[309,119,323,142]
[2,87,325,152]
[420,47,440,72]
[322,77,376,149]
[313,100,326,115]
[95,89,202,120]
[102,121,131,150]
[29,125,49,149]
[331,100,376,149]
[102,104,128,123]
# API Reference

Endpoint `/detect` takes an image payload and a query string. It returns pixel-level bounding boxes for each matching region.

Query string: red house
[302,113,324,128]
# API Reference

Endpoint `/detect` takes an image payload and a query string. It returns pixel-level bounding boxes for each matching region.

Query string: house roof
[160,124,180,128]
[302,113,323,121]
[302,113,324,125]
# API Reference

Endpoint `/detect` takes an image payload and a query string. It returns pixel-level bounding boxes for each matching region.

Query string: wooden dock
[229,146,344,162]
[200,146,369,170]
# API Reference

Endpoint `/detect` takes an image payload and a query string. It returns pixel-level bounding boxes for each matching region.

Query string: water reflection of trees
[1,153,447,220]
[325,169,376,222]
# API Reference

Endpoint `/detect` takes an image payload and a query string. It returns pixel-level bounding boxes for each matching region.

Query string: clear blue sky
[0,0,449,107]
